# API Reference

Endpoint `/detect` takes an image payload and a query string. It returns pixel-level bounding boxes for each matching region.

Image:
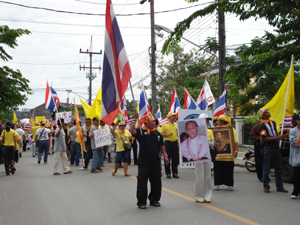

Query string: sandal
[112,171,116,176]
[150,201,161,207]
[124,173,131,177]
[213,185,219,191]
[228,186,234,191]
[138,204,147,209]
[53,172,61,175]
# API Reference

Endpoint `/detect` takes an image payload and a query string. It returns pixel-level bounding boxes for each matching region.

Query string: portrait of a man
[180,120,210,162]
[214,131,231,154]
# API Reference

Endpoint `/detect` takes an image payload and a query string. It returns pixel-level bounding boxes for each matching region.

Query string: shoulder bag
[118,131,131,151]
[36,128,45,147]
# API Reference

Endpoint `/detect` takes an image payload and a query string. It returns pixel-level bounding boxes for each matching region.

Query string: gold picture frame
[209,125,235,159]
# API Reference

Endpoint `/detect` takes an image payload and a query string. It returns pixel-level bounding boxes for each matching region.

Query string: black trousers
[292,165,300,196]
[137,164,161,206]
[0,145,3,163]
[129,139,138,165]
[214,161,234,186]
[2,146,15,174]
[84,144,93,168]
[254,141,263,181]
[164,141,179,175]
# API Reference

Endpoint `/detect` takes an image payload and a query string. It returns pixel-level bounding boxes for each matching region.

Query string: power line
[74,0,140,5]
[0,1,213,16]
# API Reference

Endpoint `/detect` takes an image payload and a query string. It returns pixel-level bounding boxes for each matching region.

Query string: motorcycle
[243,147,256,172]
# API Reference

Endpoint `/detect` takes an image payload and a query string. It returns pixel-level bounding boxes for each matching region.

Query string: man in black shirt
[130,112,169,209]
[258,108,288,193]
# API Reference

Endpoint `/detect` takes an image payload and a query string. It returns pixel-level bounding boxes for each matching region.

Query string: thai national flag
[196,88,208,110]
[50,87,59,106]
[45,82,56,112]
[213,85,227,117]
[139,82,151,123]
[121,96,128,120]
[279,116,293,132]
[101,0,132,125]
[184,88,198,110]
[159,117,169,126]
[156,105,162,121]
[24,124,32,131]
[169,87,180,114]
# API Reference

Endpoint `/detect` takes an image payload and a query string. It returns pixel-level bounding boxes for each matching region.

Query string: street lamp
[154,24,219,66]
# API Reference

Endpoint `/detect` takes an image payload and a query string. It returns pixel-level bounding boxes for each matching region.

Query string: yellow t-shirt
[31,126,41,139]
[2,129,16,146]
[216,127,238,162]
[160,122,178,141]
[15,132,20,150]
[207,129,214,142]
[114,130,132,152]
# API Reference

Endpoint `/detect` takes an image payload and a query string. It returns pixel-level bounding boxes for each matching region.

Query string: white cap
[198,113,212,120]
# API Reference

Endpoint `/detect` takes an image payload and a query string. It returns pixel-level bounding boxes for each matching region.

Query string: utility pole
[141,0,157,113]
[66,89,71,111]
[79,36,102,105]
[218,0,226,97]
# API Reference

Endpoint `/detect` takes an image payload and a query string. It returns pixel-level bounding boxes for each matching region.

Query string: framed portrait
[209,126,235,159]
[178,118,211,168]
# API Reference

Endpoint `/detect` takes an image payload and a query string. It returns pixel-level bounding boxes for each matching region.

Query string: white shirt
[36,128,51,141]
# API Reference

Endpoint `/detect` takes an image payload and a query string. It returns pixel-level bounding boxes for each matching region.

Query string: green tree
[0,25,32,121]
[156,47,217,117]
[162,0,300,115]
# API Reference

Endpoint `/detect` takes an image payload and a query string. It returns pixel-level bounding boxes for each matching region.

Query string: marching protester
[258,108,288,193]
[289,112,300,199]
[1,121,17,175]
[15,124,25,158]
[214,115,238,191]
[68,120,81,166]
[89,117,104,173]
[35,122,51,164]
[250,118,263,182]
[192,114,213,203]
[12,124,21,170]
[31,122,41,157]
[81,118,93,170]
[0,123,4,164]
[110,120,132,176]
[63,123,70,161]
[160,112,179,179]
[53,119,72,175]
[213,117,218,127]
[129,112,169,209]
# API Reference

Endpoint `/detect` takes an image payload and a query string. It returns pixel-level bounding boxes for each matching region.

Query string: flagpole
[129,80,142,135]
[280,55,293,143]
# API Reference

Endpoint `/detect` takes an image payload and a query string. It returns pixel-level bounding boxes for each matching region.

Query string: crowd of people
[1,108,300,208]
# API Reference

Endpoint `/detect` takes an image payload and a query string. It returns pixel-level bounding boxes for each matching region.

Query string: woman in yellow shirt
[1,122,17,175]
[110,121,132,177]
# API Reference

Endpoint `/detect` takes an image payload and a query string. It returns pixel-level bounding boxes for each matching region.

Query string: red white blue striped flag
[101,0,132,125]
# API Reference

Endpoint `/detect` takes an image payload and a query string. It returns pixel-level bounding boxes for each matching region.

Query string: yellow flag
[13,112,18,124]
[136,102,140,126]
[80,98,91,117]
[74,100,86,152]
[263,58,295,132]
[88,86,102,119]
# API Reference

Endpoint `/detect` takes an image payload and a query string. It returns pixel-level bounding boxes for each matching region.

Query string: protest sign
[94,128,112,148]
[56,111,72,123]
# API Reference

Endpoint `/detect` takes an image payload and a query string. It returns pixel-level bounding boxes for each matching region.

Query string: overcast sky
[0,0,274,111]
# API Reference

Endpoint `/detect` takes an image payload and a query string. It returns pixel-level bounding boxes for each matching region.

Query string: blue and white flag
[156,105,162,121]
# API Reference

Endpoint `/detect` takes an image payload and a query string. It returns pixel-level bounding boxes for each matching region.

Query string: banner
[56,111,72,123]
[35,116,46,123]
[94,128,112,148]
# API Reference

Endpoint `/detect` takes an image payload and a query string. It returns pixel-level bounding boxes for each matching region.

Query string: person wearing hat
[213,117,218,127]
[289,113,300,199]
[250,117,263,182]
[199,114,215,166]
[213,115,238,191]
[110,120,132,176]
[89,117,104,173]
[258,108,288,193]
[160,112,179,179]
[129,112,169,209]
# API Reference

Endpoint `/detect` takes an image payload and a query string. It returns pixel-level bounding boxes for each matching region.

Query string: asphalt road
[0,150,299,225]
